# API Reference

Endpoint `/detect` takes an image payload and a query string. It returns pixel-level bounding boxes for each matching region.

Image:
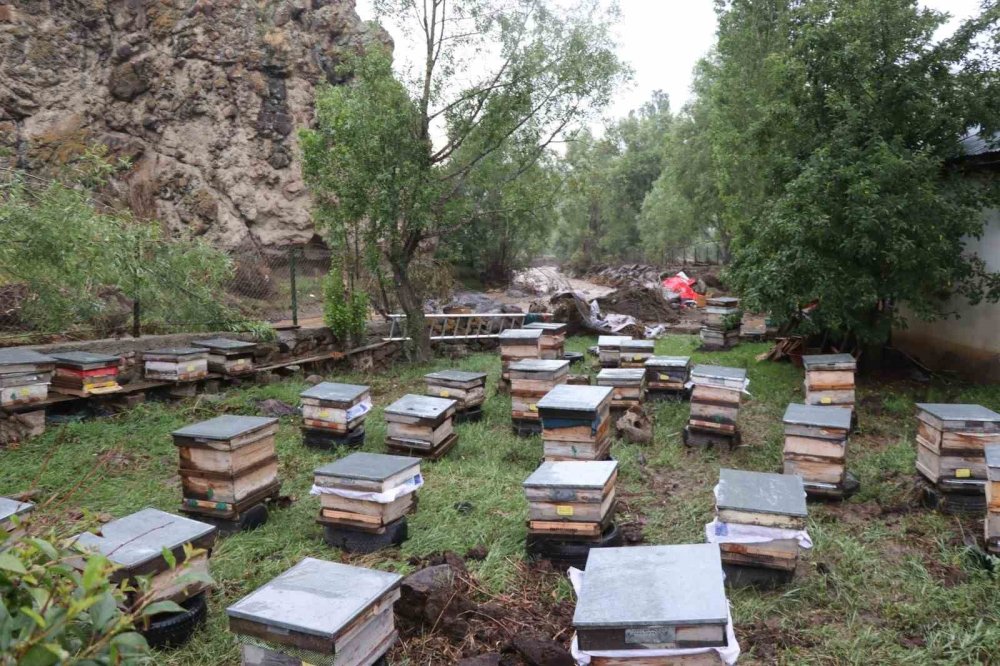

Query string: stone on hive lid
[716,468,807,517]
[49,351,120,367]
[509,359,570,373]
[782,403,852,431]
[646,356,691,368]
[523,461,617,490]
[802,353,856,370]
[226,558,401,640]
[300,382,369,405]
[0,497,34,524]
[0,348,55,368]
[597,368,645,382]
[537,384,613,413]
[915,403,1000,427]
[72,508,215,570]
[172,415,277,441]
[424,370,487,383]
[573,544,728,629]
[193,338,256,352]
[314,452,419,484]
[499,328,543,341]
[384,394,456,420]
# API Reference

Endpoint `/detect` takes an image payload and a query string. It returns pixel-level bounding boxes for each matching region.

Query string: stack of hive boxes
[571,544,736,664]
[510,359,569,436]
[1,496,33,542]
[72,508,216,647]
[538,385,614,461]
[50,351,121,396]
[700,296,741,350]
[0,349,53,446]
[986,445,1000,554]
[424,370,487,423]
[300,382,371,449]
[645,355,691,401]
[596,368,646,414]
[499,328,543,385]
[144,347,209,382]
[708,468,809,587]
[384,394,458,460]
[228,558,402,666]
[782,403,854,499]
[685,365,747,448]
[597,336,631,368]
[523,460,619,569]
[915,403,1000,513]
[313,452,421,552]
[619,339,654,368]
[525,321,567,359]
[173,415,281,532]
[803,354,856,413]
[193,338,256,375]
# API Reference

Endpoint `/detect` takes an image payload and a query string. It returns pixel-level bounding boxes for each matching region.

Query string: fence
[618,240,728,267]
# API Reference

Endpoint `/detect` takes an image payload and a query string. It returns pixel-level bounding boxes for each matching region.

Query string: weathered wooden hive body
[596,368,646,411]
[915,403,1000,500]
[313,452,421,535]
[50,351,122,396]
[538,384,614,461]
[0,348,54,407]
[686,365,747,447]
[193,338,257,375]
[510,359,570,431]
[645,355,691,398]
[384,394,458,460]
[701,296,740,351]
[986,445,1000,553]
[499,328,543,383]
[597,336,631,368]
[144,347,209,382]
[782,403,853,498]
[525,321,568,360]
[802,354,856,410]
[300,382,372,449]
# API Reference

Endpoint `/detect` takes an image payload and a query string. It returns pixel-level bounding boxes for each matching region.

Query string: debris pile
[596,286,679,322]
[587,264,665,287]
[511,267,573,296]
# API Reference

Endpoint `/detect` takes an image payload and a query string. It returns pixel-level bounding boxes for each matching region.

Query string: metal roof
[783,403,853,430]
[716,468,807,517]
[300,382,370,403]
[314,452,419,483]
[172,415,277,440]
[72,508,215,568]
[523,461,617,489]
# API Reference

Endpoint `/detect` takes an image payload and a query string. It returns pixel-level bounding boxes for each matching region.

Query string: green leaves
[0,552,27,575]
[140,600,185,617]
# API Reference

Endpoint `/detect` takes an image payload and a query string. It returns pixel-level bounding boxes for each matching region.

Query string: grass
[4,336,1000,664]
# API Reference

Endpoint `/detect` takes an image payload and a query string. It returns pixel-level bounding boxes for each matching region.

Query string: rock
[458,655,502,666]
[256,399,297,417]
[108,59,151,102]
[615,405,652,444]
[304,374,324,385]
[397,564,471,639]
[511,632,574,666]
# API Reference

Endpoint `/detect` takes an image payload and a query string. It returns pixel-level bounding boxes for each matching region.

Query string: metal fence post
[132,237,141,338]
[289,247,299,327]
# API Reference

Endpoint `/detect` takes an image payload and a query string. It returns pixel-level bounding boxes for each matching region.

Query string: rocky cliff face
[0,0,387,248]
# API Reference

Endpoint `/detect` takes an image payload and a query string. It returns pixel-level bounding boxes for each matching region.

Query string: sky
[355,0,986,128]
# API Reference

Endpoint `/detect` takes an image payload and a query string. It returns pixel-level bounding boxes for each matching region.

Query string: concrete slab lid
[49,350,120,366]
[226,557,402,640]
[424,370,487,383]
[915,403,1000,423]
[986,444,1000,469]
[314,452,419,482]
[144,347,207,357]
[573,544,728,628]
[597,336,631,348]
[536,384,613,412]
[525,322,568,332]
[172,415,278,440]
[0,348,56,367]
[716,468,807,517]
[499,328,543,341]
[523,460,618,489]
[193,338,256,351]
[782,403,852,430]
[597,368,645,382]
[645,356,691,368]
[509,359,570,373]
[72,508,215,568]
[384,394,456,419]
[802,353,856,369]
[0,497,34,522]
[621,339,655,350]
[690,365,747,382]
[300,382,370,403]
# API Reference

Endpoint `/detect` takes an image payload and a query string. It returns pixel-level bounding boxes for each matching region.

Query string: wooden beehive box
[523,461,617,540]
[510,359,570,423]
[525,322,568,359]
[597,336,631,368]
[72,508,216,605]
[193,338,256,375]
[782,403,851,490]
[915,403,1000,490]
[688,365,746,437]
[499,328,543,381]
[144,347,209,382]
[573,544,730,652]
[300,383,372,433]
[0,496,33,539]
[645,355,691,392]
[228,558,402,666]
[0,348,54,407]
[596,368,646,410]
[314,453,421,533]
[538,384,613,461]
[986,445,1000,553]
[802,353,856,407]
[704,296,740,329]
[620,339,654,368]
[424,370,487,410]
[172,415,280,516]
[384,394,458,459]
[714,468,807,572]
[50,351,122,396]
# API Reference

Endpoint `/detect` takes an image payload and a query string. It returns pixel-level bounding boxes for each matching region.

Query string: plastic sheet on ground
[310,473,423,504]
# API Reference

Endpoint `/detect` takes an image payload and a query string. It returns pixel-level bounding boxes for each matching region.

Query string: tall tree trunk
[389,255,431,361]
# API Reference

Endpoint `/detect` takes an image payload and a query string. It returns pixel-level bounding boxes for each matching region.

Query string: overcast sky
[356,0,986,127]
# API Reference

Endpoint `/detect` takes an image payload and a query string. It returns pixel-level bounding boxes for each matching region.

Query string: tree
[301,0,626,359]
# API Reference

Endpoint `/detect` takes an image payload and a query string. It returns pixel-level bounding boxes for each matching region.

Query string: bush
[323,266,368,347]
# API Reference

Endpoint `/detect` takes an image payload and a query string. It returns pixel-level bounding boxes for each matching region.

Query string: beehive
[620,339,654,368]
[782,403,852,498]
[510,359,570,433]
[384,394,458,460]
[986,445,1000,554]
[144,347,209,382]
[700,296,740,351]
[0,348,54,408]
[525,321,568,360]
[424,370,487,417]
[193,338,256,375]
[685,365,747,447]
[802,354,856,409]
[645,355,691,398]
[498,328,543,383]
[300,382,372,449]
[915,403,1000,494]
[538,384,613,461]
[313,453,421,535]
[597,336,631,368]
[50,351,122,396]
[524,460,617,540]
[596,368,646,411]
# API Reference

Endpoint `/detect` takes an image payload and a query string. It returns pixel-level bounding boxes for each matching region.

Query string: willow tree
[301,0,626,359]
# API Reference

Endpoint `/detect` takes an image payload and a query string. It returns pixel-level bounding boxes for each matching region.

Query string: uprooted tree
[300,0,627,360]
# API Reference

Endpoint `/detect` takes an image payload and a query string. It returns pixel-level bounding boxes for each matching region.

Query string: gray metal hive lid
[384,394,455,419]
[193,338,256,352]
[523,460,618,490]
[645,356,691,368]
[300,382,370,404]
[690,364,747,382]
[144,347,207,357]
[509,359,570,373]
[782,403,852,430]
[573,544,728,628]
[525,322,568,333]
[915,403,1000,424]
[0,497,34,523]
[621,339,655,351]
[72,508,215,568]
[499,328,543,341]
[802,353,856,370]
[172,415,278,440]
[716,468,807,517]
[226,558,402,640]
[424,370,487,383]
[597,368,646,382]
[0,348,56,367]
[536,384,613,412]
[986,444,1000,470]
[49,351,120,366]
[597,336,631,348]
[707,296,740,306]
[315,452,419,482]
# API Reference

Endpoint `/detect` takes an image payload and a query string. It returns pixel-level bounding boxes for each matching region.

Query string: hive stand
[384,394,459,460]
[685,365,747,449]
[193,338,257,376]
[227,558,402,666]
[72,508,217,648]
[509,359,570,437]
[300,382,371,450]
[172,415,281,535]
[538,384,614,462]
[314,452,421,554]
[424,370,487,423]
[782,403,857,500]
[645,355,691,402]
